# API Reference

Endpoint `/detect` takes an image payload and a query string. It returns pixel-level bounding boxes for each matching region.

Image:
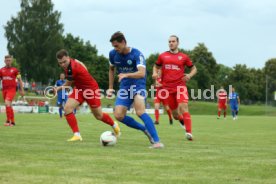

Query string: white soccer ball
[100,131,117,146]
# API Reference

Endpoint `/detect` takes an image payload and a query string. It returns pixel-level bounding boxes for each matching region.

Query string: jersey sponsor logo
[178,56,183,60]
[114,61,121,64]
[119,67,134,72]
[2,76,13,80]
[127,60,133,65]
[164,64,181,71]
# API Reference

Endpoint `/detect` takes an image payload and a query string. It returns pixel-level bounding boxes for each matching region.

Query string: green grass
[0,114,275,184]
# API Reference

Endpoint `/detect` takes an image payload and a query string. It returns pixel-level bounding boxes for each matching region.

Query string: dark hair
[110,31,127,43]
[5,55,12,59]
[170,35,179,42]
[56,49,69,59]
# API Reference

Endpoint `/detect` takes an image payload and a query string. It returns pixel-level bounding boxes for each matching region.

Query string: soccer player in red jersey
[217,87,228,119]
[152,35,197,140]
[0,55,24,126]
[55,49,120,141]
[153,70,173,125]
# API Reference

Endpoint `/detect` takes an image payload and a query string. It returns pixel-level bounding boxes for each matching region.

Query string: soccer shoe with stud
[67,135,83,142]
[154,121,159,125]
[149,142,165,149]
[186,133,193,141]
[169,119,173,125]
[10,122,16,127]
[113,121,121,138]
[4,122,10,126]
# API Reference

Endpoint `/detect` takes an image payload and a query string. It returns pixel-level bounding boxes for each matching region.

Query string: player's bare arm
[107,65,116,96]
[118,66,145,82]
[17,75,25,96]
[152,65,161,79]
[183,65,197,81]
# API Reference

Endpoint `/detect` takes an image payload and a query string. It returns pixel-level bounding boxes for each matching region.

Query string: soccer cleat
[149,142,165,149]
[169,119,173,125]
[113,121,121,138]
[217,117,220,119]
[4,121,10,126]
[154,121,159,125]
[144,130,154,144]
[67,135,83,142]
[10,122,16,127]
[186,133,193,141]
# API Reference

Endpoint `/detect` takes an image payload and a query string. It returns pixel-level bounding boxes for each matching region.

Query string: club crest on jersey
[178,56,183,60]
[127,60,133,65]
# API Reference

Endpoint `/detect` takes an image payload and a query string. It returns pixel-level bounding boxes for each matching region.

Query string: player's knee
[64,105,74,114]
[114,112,124,121]
[135,109,145,117]
[179,104,189,113]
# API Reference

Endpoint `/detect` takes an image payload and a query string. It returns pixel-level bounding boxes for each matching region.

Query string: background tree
[4,0,64,84]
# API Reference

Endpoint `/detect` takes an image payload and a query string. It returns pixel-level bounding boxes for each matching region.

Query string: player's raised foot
[113,121,121,138]
[4,121,10,126]
[10,122,16,127]
[149,142,165,149]
[169,119,173,125]
[67,135,82,142]
[186,133,193,141]
[143,130,154,144]
[154,121,159,125]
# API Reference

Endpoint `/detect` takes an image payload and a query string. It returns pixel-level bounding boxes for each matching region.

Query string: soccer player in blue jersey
[229,87,240,120]
[107,31,164,148]
[55,73,68,118]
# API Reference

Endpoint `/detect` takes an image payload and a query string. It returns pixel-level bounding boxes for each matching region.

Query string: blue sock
[59,107,63,118]
[139,113,160,143]
[121,116,146,131]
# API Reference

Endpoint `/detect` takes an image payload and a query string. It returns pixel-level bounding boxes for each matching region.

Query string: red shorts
[163,87,189,110]
[154,89,168,105]
[218,103,227,110]
[69,88,101,108]
[2,89,16,101]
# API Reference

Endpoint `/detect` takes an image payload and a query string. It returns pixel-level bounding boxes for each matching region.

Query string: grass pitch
[0,114,275,184]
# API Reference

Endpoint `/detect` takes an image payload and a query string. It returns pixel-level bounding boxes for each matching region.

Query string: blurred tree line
[4,0,276,104]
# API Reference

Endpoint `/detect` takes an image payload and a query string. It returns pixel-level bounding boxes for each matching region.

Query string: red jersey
[156,51,193,93]
[0,67,19,90]
[155,76,162,90]
[218,90,227,104]
[65,58,99,90]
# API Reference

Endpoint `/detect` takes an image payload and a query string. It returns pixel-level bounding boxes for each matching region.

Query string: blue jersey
[109,48,146,89]
[229,92,239,105]
[55,79,67,99]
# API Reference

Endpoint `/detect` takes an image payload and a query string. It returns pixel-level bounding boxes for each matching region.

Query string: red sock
[218,111,221,117]
[155,109,159,122]
[65,113,79,133]
[183,112,192,133]
[167,109,172,120]
[101,113,114,126]
[6,106,11,122]
[10,107,15,122]
[224,111,226,118]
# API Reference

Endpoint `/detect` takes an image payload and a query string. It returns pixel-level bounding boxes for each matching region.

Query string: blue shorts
[115,84,147,109]
[230,104,239,111]
[57,96,68,106]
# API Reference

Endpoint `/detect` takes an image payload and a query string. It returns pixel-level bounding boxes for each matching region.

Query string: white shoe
[186,133,193,141]
[149,142,165,149]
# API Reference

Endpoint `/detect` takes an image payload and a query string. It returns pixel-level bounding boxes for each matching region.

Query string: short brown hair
[5,55,12,59]
[170,35,179,42]
[110,31,127,43]
[56,49,69,59]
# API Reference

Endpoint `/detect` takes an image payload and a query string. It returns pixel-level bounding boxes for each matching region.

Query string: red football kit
[0,66,20,124]
[64,58,101,108]
[218,90,227,110]
[155,51,193,110]
[154,76,168,105]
